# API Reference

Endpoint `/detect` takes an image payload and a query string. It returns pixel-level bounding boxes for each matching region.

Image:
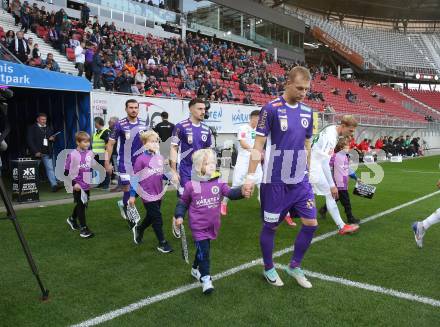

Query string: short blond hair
[340,115,358,128]
[288,66,311,82]
[140,130,159,144]
[192,149,216,175]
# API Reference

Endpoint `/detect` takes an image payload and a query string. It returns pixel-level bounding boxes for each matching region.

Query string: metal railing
[0,43,22,64]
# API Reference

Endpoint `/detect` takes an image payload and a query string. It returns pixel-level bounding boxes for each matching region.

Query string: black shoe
[66,217,79,231]
[318,207,327,219]
[132,225,143,244]
[157,241,173,253]
[347,217,360,224]
[80,226,94,238]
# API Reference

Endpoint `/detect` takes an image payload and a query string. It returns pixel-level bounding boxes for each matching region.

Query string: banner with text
[91,92,262,134]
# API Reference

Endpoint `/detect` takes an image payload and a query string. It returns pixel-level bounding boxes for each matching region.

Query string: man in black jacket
[26,113,59,192]
[153,112,175,143]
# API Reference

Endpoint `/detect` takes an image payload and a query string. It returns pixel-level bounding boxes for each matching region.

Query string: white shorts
[309,169,331,196]
[232,158,262,188]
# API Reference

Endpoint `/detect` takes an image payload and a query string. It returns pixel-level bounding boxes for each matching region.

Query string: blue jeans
[41,154,57,187]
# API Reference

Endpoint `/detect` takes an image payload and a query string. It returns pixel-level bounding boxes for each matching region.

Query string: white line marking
[397,169,440,174]
[71,190,440,327]
[275,264,440,308]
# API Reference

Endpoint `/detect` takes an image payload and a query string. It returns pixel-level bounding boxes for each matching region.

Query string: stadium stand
[403,89,440,112]
[1,1,438,125]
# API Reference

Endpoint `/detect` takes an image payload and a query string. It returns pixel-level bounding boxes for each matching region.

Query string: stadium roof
[278,0,440,21]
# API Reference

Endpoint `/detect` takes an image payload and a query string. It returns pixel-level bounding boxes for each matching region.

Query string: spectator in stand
[114,69,134,93]
[124,59,137,76]
[226,87,236,102]
[75,41,86,77]
[84,46,94,81]
[154,111,175,143]
[21,4,31,33]
[31,43,40,61]
[92,51,104,89]
[10,31,29,63]
[5,30,15,48]
[330,87,340,95]
[243,94,253,104]
[11,0,21,26]
[27,37,34,54]
[135,69,147,86]
[41,53,60,72]
[101,60,116,91]
[346,89,357,103]
[80,3,90,25]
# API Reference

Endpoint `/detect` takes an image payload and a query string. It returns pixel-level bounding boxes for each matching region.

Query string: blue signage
[0,60,91,92]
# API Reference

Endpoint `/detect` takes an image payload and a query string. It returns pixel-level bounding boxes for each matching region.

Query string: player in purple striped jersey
[104,99,149,224]
[170,98,212,238]
[244,66,317,289]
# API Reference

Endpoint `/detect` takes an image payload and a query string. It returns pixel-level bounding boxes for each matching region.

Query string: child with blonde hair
[129,130,173,253]
[174,148,245,294]
[65,131,95,238]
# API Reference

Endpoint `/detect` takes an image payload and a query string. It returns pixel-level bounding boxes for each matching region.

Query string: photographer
[0,132,6,176]
[26,113,59,192]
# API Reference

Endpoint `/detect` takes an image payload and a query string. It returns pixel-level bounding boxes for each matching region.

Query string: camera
[204,100,210,120]
[0,87,13,116]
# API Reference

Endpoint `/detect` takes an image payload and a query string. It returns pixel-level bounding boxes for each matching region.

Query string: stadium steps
[419,34,440,71]
[400,90,440,115]
[0,10,79,75]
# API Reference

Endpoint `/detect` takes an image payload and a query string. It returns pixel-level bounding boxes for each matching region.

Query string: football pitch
[1,155,440,327]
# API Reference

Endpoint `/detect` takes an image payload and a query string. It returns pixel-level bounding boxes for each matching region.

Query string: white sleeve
[321,156,335,188]
[237,126,246,141]
[312,128,333,161]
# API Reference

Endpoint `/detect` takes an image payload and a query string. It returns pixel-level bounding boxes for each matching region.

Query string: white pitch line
[275,264,440,308]
[71,190,440,327]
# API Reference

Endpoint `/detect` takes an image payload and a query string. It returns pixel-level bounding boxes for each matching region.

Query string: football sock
[422,208,440,230]
[325,194,345,229]
[260,224,276,271]
[290,225,317,269]
[222,197,229,204]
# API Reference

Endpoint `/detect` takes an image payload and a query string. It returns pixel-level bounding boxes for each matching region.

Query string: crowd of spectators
[3,1,308,104]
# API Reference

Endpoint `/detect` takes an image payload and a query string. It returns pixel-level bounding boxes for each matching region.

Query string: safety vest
[93,128,109,153]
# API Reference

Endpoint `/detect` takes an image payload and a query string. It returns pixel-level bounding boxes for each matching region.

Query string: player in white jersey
[309,115,360,235]
[412,179,440,248]
[221,110,262,215]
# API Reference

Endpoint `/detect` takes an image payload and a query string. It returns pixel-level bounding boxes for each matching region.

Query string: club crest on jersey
[301,118,309,128]
[211,185,220,195]
[201,134,208,142]
[280,117,288,131]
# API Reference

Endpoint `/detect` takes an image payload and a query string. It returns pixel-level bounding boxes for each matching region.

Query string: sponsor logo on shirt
[195,196,221,209]
[300,113,311,118]
[257,110,268,129]
[301,106,311,112]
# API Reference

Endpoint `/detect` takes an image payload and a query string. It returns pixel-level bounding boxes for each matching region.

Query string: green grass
[1,156,440,327]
